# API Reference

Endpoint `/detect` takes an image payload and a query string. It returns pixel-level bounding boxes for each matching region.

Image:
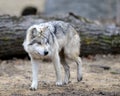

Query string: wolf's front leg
[52,52,62,86]
[30,58,39,90]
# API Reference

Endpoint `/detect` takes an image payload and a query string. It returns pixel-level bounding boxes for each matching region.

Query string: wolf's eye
[37,42,42,45]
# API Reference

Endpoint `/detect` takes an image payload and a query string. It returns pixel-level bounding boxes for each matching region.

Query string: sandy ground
[0,55,120,96]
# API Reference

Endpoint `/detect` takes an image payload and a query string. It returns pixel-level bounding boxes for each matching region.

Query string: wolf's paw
[56,81,63,86]
[30,82,38,91]
[30,87,37,91]
[77,76,83,82]
[63,80,71,85]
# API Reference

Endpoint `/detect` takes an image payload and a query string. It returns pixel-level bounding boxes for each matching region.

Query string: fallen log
[0,13,120,59]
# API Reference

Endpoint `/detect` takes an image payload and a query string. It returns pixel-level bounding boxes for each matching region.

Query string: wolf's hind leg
[75,56,82,81]
[64,34,82,82]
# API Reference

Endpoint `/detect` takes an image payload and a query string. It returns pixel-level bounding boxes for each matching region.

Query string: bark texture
[0,13,120,59]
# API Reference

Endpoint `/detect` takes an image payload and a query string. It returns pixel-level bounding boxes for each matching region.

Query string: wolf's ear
[27,25,38,35]
[41,26,48,32]
[26,25,39,42]
[28,27,38,39]
[32,28,38,37]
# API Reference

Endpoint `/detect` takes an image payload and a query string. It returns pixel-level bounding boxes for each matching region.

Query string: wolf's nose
[44,51,48,55]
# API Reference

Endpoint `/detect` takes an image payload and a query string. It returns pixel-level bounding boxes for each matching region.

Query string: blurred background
[0,0,120,24]
[0,1,120,96]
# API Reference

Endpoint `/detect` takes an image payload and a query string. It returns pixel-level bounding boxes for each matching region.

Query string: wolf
[23,21,82,90]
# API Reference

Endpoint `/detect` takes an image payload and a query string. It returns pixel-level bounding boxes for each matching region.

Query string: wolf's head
[25,24,51,56]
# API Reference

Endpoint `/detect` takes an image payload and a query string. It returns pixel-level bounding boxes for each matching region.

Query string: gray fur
[23,21,82,90]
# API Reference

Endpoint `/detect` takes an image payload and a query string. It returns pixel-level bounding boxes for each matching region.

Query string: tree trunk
[0,14,120,59]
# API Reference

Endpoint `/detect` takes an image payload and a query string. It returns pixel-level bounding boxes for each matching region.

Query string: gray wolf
[23,21,82,90]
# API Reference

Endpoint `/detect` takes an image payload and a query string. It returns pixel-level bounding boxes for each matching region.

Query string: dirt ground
[0,55,120,96]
